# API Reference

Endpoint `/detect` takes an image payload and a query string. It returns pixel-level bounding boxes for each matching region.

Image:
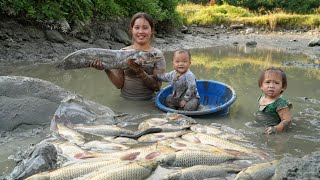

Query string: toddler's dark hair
[173,49,191,61]
[258,67,287,93]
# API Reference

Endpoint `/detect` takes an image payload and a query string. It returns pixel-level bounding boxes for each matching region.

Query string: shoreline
[0,19,319,68]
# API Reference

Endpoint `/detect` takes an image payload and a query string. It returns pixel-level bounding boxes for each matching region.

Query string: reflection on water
[1,45,319,175]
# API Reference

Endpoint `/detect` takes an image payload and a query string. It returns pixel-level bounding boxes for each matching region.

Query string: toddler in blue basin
[155,49,200,111]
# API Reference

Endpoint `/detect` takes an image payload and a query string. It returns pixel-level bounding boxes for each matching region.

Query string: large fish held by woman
[57,48,161,70]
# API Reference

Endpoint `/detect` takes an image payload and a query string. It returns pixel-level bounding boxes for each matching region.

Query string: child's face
[172,52,191,74]
[260,72,285,98]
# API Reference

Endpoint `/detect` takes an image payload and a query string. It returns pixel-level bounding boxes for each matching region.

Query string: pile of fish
[56,48,162,70]
[24,111,278,180]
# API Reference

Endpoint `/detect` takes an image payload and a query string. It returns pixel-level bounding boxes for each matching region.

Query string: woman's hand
[90,60,104,70]
[128,59,144,76]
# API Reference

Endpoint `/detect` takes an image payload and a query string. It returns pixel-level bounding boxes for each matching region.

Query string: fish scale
[87,161,157,180]
[162,165,241,180]
[158,150,237,167]
[25,159,122,180]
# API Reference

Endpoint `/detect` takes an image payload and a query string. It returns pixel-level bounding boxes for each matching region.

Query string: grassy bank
[177,3,320,30]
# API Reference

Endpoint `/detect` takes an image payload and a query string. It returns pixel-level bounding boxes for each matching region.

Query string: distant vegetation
[0,0,319,32]
[177,3,320,30]
[180,0,320,15]
[0,0,182,32]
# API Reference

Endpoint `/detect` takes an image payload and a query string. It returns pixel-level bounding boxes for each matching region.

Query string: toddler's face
[260,72,285,98]
[172,52,191,74]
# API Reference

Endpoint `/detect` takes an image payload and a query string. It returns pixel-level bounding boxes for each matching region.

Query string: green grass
[177,3,320,29]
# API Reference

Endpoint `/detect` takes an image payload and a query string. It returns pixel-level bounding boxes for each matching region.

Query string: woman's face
[132,17,152,46]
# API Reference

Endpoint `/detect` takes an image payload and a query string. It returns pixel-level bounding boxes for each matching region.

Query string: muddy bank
[0,18,319,69]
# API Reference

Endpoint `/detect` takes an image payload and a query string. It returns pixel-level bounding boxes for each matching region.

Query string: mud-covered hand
[265,126,276,134]
[128,59,144,76]
[90,60,104,70]
[179,100,187,108]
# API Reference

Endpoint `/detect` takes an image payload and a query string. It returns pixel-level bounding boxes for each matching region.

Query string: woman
[91,12,166,100]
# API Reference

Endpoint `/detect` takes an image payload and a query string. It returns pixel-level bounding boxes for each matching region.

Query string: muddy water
[1,46,320,176]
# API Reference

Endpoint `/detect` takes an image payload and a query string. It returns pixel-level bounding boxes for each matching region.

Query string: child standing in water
[155,49,200,111]
[255,67,293,134]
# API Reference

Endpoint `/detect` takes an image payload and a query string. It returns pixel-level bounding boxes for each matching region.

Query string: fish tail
[50,115,72,132]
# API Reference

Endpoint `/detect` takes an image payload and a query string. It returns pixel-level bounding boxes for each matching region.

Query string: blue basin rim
[155,80,237,116]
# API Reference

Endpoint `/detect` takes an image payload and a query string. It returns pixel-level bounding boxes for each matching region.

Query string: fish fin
[120,152,140,161]
[145,152,161,160]
[74,152,95,159]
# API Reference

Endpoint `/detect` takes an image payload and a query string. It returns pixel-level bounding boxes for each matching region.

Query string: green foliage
[223,0,320,14]
[178,3,320,29]
[0,0,182,32]
[93,0,123,19]
[177,3,252,25]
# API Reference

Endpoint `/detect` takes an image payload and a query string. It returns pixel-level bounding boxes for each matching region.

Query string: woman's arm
[128,59,164,92]
[105,69,124,89]
[90,60,124,89]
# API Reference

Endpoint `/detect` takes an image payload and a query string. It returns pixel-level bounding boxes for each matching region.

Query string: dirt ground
[0,19,319,68]
[155,26,320,61]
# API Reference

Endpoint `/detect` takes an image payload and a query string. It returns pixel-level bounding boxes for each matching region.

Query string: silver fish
[234,160,278,180]
[138,131,188,143]
[72,124,134,137]
[81,140,129,152]
[86,161,157,180]
[162,165,241,180]
[57,48,161,70]
[56,123,85,146]
[25,159,122,180]
[156,150,237,167]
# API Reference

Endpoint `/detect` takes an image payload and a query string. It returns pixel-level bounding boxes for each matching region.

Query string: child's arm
[265,107,292,134]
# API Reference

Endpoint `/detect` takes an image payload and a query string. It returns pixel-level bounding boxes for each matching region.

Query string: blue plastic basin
[155,80,237,116]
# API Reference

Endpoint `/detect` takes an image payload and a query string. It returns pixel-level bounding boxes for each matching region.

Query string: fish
[56,123,85,146]
[234,160,278,180]
[138,116,196,132]
[117,127,163,140]
[81,140,129,152]
[25,159,123,180]
[181,132,267,158]
[191,124,250,143]
[190,124,223,135]
[49,140,89,160]
[57,48,161,70]
[163,138,226,154]
[75,144,175,161]
[162,165,242,180]
[72,124,134,137]
[103,136,138,145]
[138,131,188,143]
[156,150,237,167]
[85,161,157,180]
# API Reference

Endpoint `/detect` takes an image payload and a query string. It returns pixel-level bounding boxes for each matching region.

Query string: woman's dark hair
[258,67,287,93]
[129,12,155,42]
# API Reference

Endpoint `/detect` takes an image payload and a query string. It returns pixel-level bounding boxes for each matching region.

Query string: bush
[0,0,182,32]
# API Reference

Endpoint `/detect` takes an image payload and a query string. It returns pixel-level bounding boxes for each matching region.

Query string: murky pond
[1,45,320,177]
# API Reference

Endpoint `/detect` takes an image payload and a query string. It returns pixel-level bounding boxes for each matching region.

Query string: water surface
[1,45,319,176]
